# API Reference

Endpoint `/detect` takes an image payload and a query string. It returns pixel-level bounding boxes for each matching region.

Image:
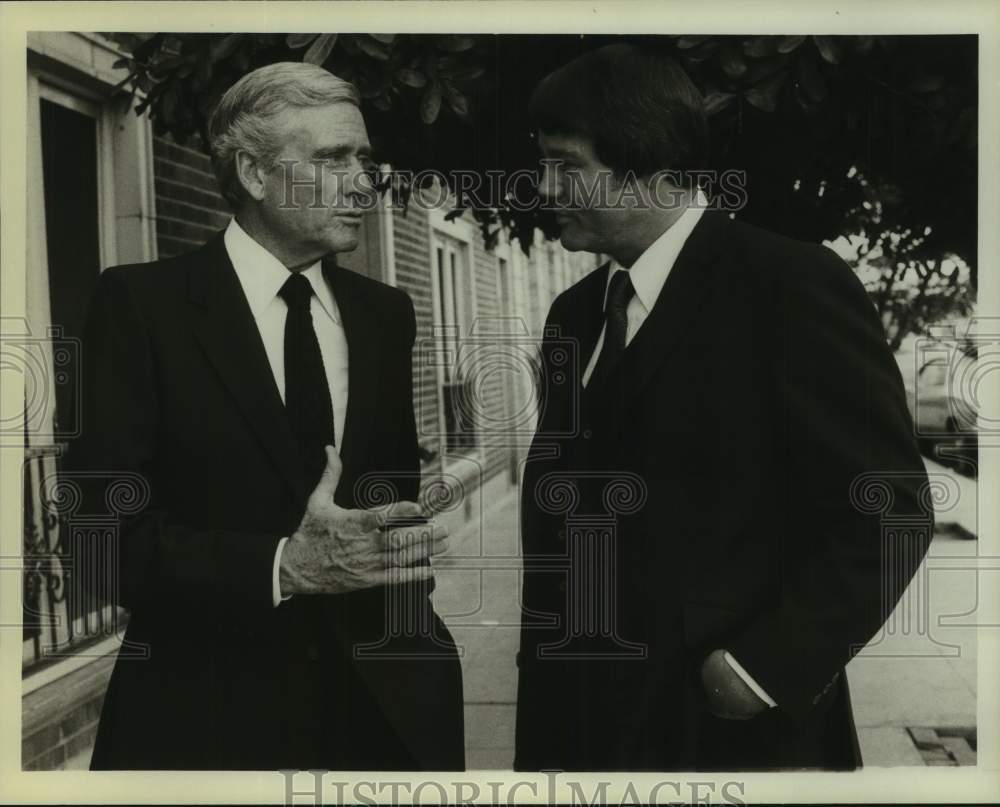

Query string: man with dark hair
[69,62,464,770]
[515,43,930,770]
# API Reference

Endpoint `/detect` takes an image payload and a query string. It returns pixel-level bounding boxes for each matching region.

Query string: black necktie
[588,269,635,389]
[279,272,335,485]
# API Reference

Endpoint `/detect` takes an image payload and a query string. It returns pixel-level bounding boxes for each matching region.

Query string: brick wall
[471,235,509,482]
[21,652,116,770]
[153,134,230,257]
[391,205,442,472]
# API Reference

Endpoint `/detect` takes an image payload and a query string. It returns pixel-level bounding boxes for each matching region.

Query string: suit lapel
[571,262,613,389]
[322,259,381,494]
[188,232,311,504]
[586,210,728,417]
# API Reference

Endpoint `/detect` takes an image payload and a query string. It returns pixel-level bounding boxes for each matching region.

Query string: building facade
[20,32,599,770]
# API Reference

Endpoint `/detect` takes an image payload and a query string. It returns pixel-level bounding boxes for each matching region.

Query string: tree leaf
[854,35,875,54]
[744,55,788,84]
[304,33,337,65]
[444,84,469,117]
[449,64,485,82]
[720,44,747,78]
[704,91,736,115]
[371,95,391,111]
[745,71,787,112]
[369,33,396,44]
[743,35,775,58]
[395,68,427,88]
[681,40,719,64]
[812,35,843,65]
[420,81,442,124]
[210,33,243,63]
[676,35,712,49]
[436,34,476,53]
[776,35,806,54]
[356,35,391,60]
[287,33,318,49]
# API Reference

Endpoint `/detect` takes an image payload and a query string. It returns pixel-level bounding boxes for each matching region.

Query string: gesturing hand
[700,648,770,720]
[279,446,450,595]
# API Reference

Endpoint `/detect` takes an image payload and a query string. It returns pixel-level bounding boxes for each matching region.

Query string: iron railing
[22,444,126,673]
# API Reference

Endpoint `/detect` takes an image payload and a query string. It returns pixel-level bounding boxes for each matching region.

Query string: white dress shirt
[579,191,777,709]
[223,218,349,607]
[582,190,707,387]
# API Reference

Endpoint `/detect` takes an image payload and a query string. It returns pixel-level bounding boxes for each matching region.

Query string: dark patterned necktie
[278,272,335,485]
[588,269,635,389]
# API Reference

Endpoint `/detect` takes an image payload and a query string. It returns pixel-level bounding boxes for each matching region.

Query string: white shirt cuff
[272,536,292,607]
[723,651,777,708]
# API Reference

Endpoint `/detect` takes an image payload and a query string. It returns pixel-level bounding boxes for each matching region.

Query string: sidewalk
[432,485,523,770]
[432,456,980,768]
[848,457,979,765]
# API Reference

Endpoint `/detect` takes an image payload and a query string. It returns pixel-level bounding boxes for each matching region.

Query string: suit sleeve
[724,245,932,722]
[66,267,282,620]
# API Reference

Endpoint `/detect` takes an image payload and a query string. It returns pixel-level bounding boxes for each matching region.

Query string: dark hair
[528,43,708,182]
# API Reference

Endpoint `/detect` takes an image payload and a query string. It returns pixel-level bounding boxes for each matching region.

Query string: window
[38,86,109,436]
[431,233,477,456]
[23,38,157,675]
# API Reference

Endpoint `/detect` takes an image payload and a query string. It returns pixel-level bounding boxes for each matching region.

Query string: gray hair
[207,61,361,208]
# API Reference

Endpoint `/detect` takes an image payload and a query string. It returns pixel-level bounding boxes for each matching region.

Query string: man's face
[256,102,376,258]
[536,131,638,255]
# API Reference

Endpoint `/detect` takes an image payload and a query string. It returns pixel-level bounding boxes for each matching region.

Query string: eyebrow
[312,144,372,160]
[539,147,582,161]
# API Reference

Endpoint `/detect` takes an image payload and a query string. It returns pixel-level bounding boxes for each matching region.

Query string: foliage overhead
[104,32,978,340]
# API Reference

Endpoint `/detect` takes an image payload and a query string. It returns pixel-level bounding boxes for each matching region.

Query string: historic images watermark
[278,769,749,805]
[270,159,749,214]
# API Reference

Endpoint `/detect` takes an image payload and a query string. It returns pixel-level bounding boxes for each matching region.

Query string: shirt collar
[223,217,341,324]
[604,188,708,312]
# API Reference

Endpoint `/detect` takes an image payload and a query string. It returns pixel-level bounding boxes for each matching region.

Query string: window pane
[40,98,101,437]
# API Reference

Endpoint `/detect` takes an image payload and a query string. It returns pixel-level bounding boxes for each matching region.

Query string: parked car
[897,342,978,471]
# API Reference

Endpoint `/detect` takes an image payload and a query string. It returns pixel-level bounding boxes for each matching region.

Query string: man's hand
[279,446,449,595]
[700,648,769,720]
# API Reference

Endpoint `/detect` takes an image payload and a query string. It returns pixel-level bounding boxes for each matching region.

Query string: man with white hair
[69,62,465,770]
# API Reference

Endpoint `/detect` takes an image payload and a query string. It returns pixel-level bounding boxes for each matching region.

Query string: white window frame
[35,80,119,270]
[25,36,158,448]
[22,32,157,690]
[429,223,481,468]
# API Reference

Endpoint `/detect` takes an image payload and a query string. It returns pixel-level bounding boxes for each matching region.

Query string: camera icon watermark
[909,317,999,444]
[417,316,581,450]
[0,318,80,444]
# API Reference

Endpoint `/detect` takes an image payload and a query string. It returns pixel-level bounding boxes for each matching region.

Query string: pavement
[432,456,980,769]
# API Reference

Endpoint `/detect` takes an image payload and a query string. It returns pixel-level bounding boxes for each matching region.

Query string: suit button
[305,642,320,662]
[556,528,566,543]
[558,580,567,593]
[582,429,592,440]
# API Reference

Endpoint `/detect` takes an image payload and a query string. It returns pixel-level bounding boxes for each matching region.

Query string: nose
[537,159,560,204]
[344,157,379,210]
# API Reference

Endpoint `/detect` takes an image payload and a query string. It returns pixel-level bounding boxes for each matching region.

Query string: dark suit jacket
[515,210,931,771]
[68,231,464,770]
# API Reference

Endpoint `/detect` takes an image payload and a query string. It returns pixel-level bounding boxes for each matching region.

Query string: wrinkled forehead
[274,101,371,155]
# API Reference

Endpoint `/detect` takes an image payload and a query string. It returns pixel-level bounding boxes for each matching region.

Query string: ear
[234,150,268,202]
